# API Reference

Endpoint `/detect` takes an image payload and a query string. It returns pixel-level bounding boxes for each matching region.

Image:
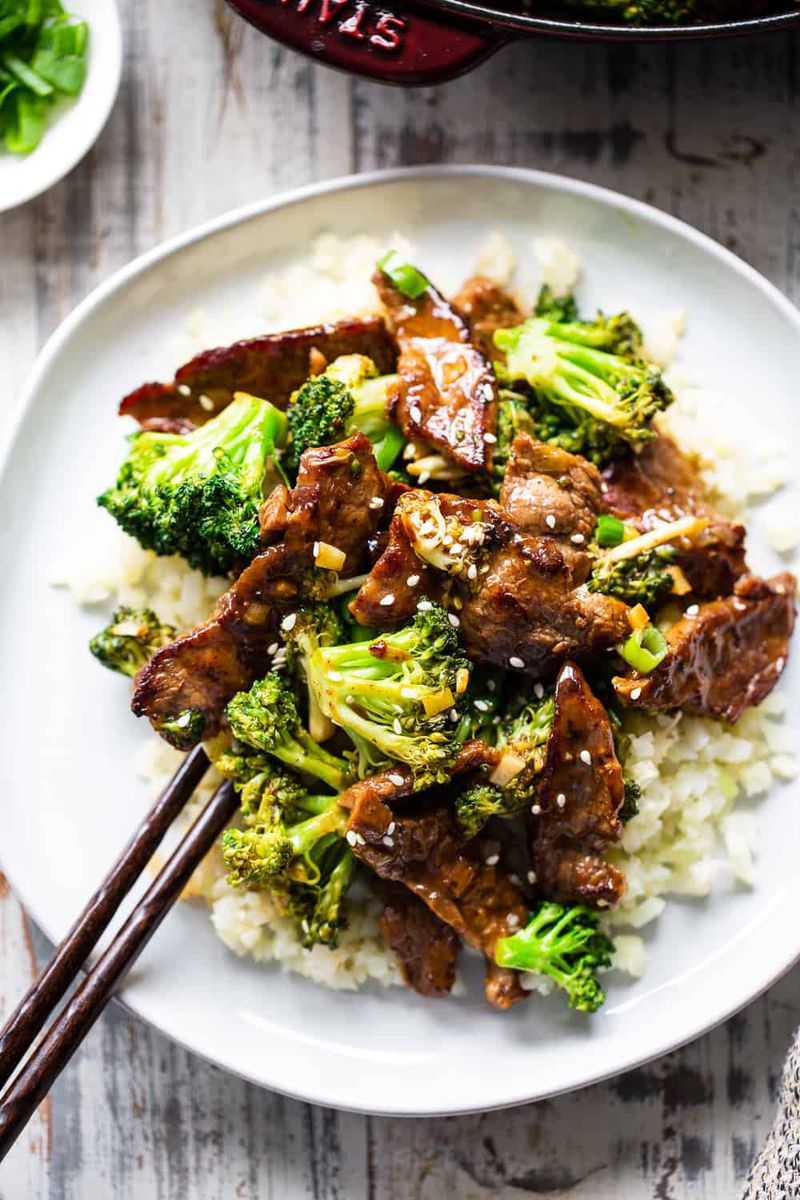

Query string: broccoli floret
[214,750,330,820]
[284,839,356,948]
[496,692,555,776]
[534,285,579,323]
[99,393,287,576]
[156,708,206,751]
[454,783,510,840]
[288,602,469,784]
[588,546,676,606]
[286,355,405,472]
[494,301,672,466]
[495,901,614,1013]
[89,606,175,677]
[221,773,355,948]
[490,394,537,493]
[225,673,353,793]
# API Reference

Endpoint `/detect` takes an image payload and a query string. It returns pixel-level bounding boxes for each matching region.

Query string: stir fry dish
[91,252,796,1014]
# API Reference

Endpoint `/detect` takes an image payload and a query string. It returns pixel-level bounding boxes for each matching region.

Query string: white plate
[0,0,122,213]
[2,167,799,1116]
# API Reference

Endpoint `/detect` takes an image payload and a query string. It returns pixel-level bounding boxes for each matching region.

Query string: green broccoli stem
[272,729,352,794]
[303,845,356,946]
[286,803,348,875]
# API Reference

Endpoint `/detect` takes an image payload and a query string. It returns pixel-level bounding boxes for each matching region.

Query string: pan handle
[224,1,503,86]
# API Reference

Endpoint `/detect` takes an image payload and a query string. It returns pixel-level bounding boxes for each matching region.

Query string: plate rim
[5,164,800,1115]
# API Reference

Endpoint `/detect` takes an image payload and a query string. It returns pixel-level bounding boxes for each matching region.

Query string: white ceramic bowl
[1,167,798,1115]
[0,0,122,213]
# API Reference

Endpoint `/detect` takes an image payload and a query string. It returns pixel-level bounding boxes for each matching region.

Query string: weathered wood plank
[1,5,799,1196]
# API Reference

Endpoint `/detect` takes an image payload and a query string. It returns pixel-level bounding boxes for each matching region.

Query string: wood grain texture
[1,4,800,1195]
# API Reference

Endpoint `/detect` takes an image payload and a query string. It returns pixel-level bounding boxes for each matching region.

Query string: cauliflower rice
[62,233,798,994]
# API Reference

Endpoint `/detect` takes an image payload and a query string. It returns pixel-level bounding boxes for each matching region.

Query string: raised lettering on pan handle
[224,0,503,86]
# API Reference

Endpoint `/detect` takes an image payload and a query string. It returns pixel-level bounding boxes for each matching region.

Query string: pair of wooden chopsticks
[0,747,238,1161]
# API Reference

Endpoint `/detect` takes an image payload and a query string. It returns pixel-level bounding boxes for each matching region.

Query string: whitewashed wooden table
[1,5,799,1195]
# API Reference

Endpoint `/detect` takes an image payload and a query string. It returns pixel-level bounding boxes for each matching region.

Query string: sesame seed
[509,656,525,670]
[355,833,366,846]
[506,913,520,929]
[685,604,700,617]
[596,899,609,908]
[545,514,556,530]
[346,830,357,846]
[527,870,537,884]
[393,718,403,734]
[388,773,405,786]
[393,703,404,713]
[369,496,385,510]
[533,682,544,700]
[484,432,497,444]
[177,384,191,396]
[556,793,566,808]
[409,405,422,423]
[281,612,297,632]
[312,541,320,558]
[570,533,585,544]
[387,821,396,835]
[487,679,496,692]
[328,670,343,682]
[379,594,395,607]
[580,750,592,765]
[267,642,279,655]
[449,708,459,723]
[474,699,489,712]
[485,853,499,866]
[406,574,420,586]
[383,836,395,848]
[418,600,433,611]
[630,687,642,700]
[442,535,453,547]
[467,564,478,580]
[531,804,541,815]
[403,443,416,461]
[418,470,431,484]
[447,613,460,627]
[198,394,214,412]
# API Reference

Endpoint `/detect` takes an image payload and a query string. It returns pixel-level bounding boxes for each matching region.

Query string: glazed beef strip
[499,434,603,584]
[344,773,529,1009]
[452,275,524,361]
[613,572,797,723]
[373,269,497,472]
[532,662,626,908]
[351,489,630,679]
[375,881,460,998]
[132,434,391,747]
[601,435,747,599]
[119,316,397,429]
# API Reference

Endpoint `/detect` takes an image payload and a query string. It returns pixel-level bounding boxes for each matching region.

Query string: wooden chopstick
[0,776,237,1161]
[0,745,210,1093]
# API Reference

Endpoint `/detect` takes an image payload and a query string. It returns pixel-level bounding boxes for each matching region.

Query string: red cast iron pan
[224,0,800,86]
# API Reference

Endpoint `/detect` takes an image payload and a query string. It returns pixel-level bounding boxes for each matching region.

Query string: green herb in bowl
[0,0,89,156]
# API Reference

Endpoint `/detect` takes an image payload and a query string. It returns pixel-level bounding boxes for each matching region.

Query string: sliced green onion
[595,514,625,548]
[377,251,429,300]
[620,625,668,674]
[1,50,52,96]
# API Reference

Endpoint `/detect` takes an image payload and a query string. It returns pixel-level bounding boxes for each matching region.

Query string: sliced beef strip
[375,881,460,998]
[452,275,524,361]
[351,489,630,680]
[344,776,528,1009]
[373,270,497,472]
[613,572,797,724]
[119,316,397,429]
[499,434,602,585]
[601,435,747,599]
[532,662,626,908]
[259,432,393,574]
[132,435,390,747]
